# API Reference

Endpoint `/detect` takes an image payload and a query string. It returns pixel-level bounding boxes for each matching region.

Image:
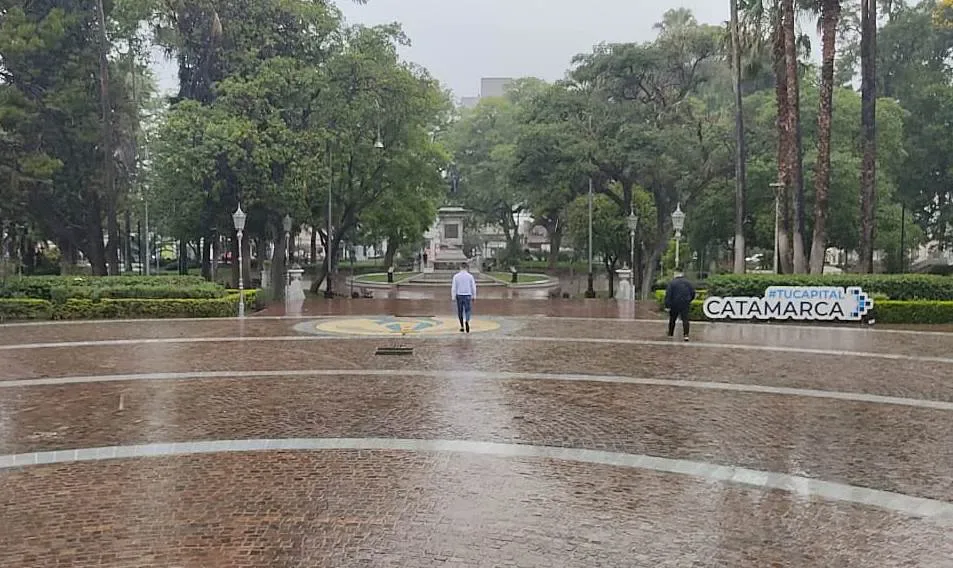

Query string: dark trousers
[668,304,690,337]
[456,295,472,325]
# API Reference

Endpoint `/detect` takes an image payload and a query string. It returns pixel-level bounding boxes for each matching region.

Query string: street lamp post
[283,214,292,287]
[671,203,685,271]
[627,209,639,274]
[232,205,247,318]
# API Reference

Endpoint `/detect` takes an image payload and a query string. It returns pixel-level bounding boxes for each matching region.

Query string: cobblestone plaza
[1,300,952,566]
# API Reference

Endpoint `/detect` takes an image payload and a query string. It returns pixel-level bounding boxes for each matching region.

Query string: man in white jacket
[451,262,477,333]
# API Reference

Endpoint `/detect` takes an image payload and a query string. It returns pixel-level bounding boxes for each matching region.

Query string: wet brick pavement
[1,301,952,566]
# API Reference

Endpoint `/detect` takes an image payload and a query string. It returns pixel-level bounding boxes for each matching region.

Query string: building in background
[458,77,514,108]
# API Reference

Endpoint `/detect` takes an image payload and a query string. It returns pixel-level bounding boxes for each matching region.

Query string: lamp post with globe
[671,203,686,272]
[627,209,639,273]
[283,214,292,287]
[233,205,247,318]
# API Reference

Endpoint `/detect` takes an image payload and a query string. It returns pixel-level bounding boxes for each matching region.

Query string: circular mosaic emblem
[296,316,501,337]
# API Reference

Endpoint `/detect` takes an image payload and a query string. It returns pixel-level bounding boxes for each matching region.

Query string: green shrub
[0,275,210,300]
[0,299,54,321]
[48,283,226,302]
[871,301,953,324]
[654,289,708,305]
[52,291,259,320]
[706,274,953,301]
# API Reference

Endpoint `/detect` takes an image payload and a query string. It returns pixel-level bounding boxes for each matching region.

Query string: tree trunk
[548,221,562,271]
[310,227,318,265]
[177,240,188,275]
[271,230,288,302]
[730,0,747,275]
[201,234,212,281]
[105,209,121,275]
[782,0,807,273]
[606,261,615,299]
[95,0,118,277]
[810,0,841,274]
[773,18,794,274]
[22,236,36,275]
[86,218,107,276]
[124,210,133,274]
[309,230,329,294]
[859,0,878,273]
[383,236,399,268]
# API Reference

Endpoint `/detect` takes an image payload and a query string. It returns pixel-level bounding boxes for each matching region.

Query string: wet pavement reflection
[1,301,952,566]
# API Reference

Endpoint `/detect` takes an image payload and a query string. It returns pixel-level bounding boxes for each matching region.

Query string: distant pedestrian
[423,251,428,268]
[451,262,477,333]
[664,269,696,341]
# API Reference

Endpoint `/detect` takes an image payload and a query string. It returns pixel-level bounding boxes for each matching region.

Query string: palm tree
[809,0,843,274]
[95,0,120,275]
[859,0,877,272]
[730,0,748,274]
[781,0,808,273]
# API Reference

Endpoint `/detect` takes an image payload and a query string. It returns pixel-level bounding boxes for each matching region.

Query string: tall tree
[781,0,808,273]
[859,0,878,272]
[810,0,843,273]
[730,0,748,274]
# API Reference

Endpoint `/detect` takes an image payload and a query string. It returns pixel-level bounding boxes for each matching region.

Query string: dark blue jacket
[664,276,696,310]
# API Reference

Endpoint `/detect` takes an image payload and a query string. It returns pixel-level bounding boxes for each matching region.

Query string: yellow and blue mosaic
[297,316,501,337]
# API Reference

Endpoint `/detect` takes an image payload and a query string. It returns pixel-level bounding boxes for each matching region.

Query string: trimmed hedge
[871,301,953,324]
[47,283,227,303]
[0,291,260,321]
[706,274,953,301]
[0,299,54,321]
[0,275,211,301]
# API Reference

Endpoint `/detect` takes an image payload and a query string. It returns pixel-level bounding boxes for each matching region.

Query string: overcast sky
[154,0,730,98]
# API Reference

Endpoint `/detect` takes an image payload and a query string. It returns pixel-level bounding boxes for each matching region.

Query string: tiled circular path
[1,307,953,567]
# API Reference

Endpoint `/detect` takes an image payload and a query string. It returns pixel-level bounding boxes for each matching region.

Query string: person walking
[451,262,477,333]
[664,269,696,341]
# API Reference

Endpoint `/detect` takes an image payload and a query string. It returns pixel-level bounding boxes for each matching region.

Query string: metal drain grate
[375,346,415,356]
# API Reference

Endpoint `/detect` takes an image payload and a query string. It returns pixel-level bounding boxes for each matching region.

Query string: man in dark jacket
[664,270,696,341]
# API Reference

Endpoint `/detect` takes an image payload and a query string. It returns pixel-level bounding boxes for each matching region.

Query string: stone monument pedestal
[616,268,635,301]
[429,206,470,270]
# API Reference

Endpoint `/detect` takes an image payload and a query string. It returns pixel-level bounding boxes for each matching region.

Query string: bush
[52,291,259,320]
[0,275,210,300]
[0,299,54,321]
[47,283,226,303]
[654,290,708,304]
[706,274,953,301]
[872,301,953,324]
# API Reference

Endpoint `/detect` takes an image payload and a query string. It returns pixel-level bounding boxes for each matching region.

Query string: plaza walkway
[1,300,952,566]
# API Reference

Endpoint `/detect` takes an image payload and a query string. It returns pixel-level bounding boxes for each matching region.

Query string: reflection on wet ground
[1,301,952,567]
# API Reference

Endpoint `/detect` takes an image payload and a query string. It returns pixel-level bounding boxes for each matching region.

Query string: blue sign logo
[703,286,873,321]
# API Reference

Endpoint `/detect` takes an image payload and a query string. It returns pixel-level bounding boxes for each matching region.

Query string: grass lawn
[488,272,550,284]
[355,272,418,283]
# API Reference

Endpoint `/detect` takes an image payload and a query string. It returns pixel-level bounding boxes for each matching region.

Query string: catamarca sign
[702,286,874,322]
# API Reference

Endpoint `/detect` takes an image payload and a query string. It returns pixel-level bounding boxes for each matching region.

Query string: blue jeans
[456,295,472,324]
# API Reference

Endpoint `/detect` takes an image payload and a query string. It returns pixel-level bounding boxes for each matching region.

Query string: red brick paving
[2,452,952,567]
[1,311,953,566]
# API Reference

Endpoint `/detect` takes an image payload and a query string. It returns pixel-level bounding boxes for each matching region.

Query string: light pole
[671,203,685,271]
[770,182,784,273]
[283,214,292,286]
[232,204,247,318]
[586,177,595,298]
[627,209,639,274]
